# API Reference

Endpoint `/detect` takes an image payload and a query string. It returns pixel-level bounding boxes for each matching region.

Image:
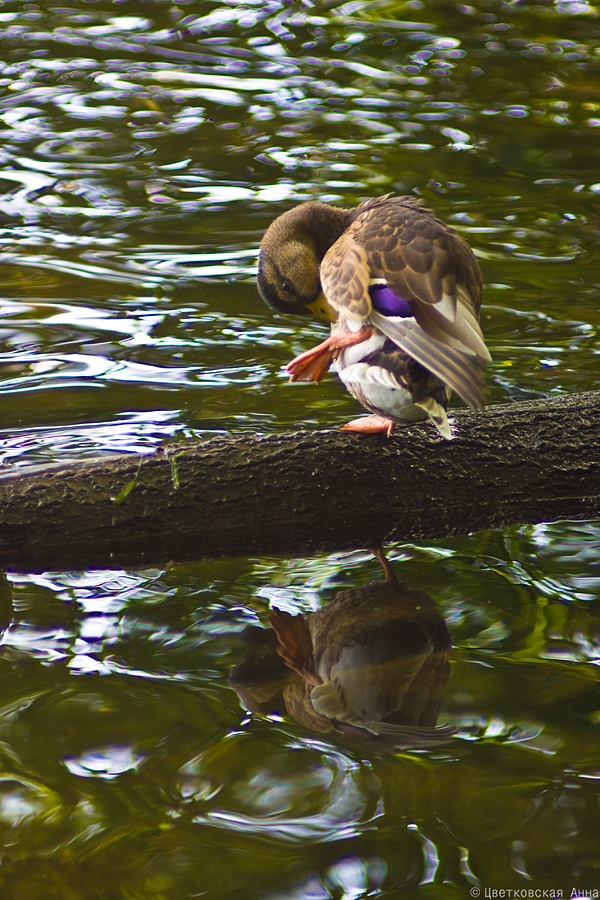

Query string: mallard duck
[257,194,490,438]
[268,549,454,746]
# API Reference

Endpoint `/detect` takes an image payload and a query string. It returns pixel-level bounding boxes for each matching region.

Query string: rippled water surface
[0,2,598,897]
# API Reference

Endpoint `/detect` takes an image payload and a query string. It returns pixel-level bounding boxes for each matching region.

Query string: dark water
[0,2,598,897]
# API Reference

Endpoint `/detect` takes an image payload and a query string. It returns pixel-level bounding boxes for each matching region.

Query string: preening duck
[268,548,454,746]
[257,194,490,439]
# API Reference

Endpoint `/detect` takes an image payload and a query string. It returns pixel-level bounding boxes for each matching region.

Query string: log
[0,390,599,573]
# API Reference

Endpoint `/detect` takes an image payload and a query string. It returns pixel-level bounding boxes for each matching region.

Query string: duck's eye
[281,281,291,294]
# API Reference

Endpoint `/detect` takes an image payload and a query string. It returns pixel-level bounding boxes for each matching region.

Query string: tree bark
[0,391,599,573]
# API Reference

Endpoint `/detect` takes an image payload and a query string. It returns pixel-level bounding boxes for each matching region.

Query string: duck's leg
[369,546,400,585]
[286,336,336,383]
[342,415,395,436]
[287,326,373,383]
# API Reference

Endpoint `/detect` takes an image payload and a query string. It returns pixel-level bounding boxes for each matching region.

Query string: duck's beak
[306,293,338,323]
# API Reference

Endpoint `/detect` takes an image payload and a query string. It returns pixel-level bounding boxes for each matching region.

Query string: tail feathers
[336,720,456,747]
[415,396,452,440]
[370,310,486,412]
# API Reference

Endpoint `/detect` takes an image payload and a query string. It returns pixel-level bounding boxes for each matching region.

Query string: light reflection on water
[64,745,146,779]
[196,737,379,843]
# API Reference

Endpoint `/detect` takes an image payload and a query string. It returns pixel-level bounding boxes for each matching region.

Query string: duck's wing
[357,200,489,359]
[369,311,487,410]
[320,199,489,410]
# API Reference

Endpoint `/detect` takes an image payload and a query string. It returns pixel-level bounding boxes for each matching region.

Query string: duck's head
[257,202,349,323]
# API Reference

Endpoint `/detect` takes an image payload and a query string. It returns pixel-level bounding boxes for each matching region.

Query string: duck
[229,548,454,748]
[268,548,454,747]
[257,193,490,439]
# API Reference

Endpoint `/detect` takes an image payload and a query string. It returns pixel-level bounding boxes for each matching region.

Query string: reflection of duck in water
[230,551,454,749]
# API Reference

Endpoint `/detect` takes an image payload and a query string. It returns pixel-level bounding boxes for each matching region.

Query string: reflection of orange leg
[287,326,373,383]
[368,546,399,586]
[342,415,395,436]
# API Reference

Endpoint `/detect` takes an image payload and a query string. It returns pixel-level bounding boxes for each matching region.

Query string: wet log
[0,390,599,572]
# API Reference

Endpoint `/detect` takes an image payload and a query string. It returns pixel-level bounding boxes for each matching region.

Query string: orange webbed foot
[286,338,336,383]
[342,415,395,436]
[286,326,374,383]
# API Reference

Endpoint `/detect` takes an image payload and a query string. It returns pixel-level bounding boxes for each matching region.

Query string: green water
[0,1,598,897]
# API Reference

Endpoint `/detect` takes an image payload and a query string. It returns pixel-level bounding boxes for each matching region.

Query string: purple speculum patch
[369,282,413,318]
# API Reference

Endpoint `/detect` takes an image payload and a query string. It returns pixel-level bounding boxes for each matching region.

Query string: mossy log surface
[0,391,599,572]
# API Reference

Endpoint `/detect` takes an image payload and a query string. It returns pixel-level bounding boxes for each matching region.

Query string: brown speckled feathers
[320,196,489,410]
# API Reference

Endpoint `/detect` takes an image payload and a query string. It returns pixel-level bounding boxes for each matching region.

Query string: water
[0,2,598,896]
